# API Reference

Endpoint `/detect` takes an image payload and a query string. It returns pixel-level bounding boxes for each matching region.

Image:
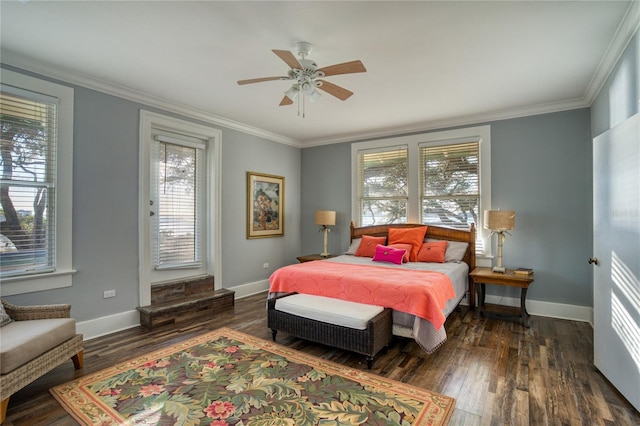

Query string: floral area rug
[50,327,454,425]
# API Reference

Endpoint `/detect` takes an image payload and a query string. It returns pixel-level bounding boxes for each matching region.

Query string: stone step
[150,275,214,305]
[137,289,234,331]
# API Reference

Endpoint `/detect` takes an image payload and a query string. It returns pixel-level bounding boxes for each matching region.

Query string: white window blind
[152,133,205,269]
[0,88,58,278]
[357,146,408,226]
[419,141,479,230]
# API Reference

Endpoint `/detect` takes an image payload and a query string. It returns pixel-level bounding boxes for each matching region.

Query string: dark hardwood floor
[4,292,640,425]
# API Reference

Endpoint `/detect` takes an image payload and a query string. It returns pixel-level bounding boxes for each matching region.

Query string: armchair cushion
[0,318,76,374]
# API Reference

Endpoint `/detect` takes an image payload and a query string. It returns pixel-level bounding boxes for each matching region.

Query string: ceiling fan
[237,42,366,115]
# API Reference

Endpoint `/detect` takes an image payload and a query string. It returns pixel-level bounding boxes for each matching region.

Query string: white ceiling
[0,1,636,146]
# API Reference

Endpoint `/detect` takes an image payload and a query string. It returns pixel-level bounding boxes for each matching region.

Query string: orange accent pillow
[417,241,448,263]
[387,226,428,262]
[388,243,413,263]
[355,235,387,258]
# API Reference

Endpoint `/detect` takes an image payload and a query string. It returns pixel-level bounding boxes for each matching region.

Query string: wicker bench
[267,293,392,369]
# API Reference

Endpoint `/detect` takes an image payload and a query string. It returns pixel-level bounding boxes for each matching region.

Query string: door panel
[593,113,640,412]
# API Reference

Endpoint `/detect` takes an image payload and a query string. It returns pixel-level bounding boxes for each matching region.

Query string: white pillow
[0,303,13,327]
[344,238,361,255]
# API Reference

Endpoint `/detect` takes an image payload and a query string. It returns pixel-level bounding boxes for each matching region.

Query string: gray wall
[301,108,593,307]
[221,131,301,288]
[591,33,639,137]
[490,110,592,306]
[4,30,638,321]
[2,65,301,322]
[300,143,352,256]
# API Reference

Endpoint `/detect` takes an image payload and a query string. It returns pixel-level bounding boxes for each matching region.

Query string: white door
[593,113,640,412]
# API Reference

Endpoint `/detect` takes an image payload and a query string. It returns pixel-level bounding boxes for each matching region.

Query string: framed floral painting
[247,172,284,239]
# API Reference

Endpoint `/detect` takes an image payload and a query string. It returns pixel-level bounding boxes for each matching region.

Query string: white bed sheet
[321,254,469,352]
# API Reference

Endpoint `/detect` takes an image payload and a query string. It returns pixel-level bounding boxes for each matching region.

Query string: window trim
[138,110,222,307]
[0,70,75,295]
[351,125,492,257]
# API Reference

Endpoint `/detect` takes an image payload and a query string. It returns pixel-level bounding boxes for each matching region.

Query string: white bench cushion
[0,318,76,374]
[275,294,384,330]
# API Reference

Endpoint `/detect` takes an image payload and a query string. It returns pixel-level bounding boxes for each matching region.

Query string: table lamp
[484,210,515,273]
[315,210,336,257]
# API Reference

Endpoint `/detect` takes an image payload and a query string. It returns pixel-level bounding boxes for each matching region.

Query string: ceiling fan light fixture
[237,42,366,116]
[284,85,299,101]
[308,89,322,103]
[300,81,315,96]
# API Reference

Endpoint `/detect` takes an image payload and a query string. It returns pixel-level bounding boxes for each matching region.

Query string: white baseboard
[77,281,271,340]
[77,310,140,341]
[462,293,593,323]
[231,279,270,299]
[77,283,593,341]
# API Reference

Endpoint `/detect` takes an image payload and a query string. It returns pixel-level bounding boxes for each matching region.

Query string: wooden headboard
[350,222,476,272]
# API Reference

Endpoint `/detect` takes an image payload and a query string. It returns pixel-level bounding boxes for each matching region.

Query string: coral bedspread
[268,261,455,330]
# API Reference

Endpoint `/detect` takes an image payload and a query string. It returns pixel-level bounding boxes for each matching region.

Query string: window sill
[475,254,493,268]
[0,269,76,296]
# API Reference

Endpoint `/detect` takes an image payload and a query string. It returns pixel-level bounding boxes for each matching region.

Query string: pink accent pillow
[388,226,428,262]
[355,235,387,258]
[388,243,412,263]
[417,241,448,263]
[372,244,407,265]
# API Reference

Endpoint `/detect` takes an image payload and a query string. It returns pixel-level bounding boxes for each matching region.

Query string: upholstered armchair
[0,299,83,424]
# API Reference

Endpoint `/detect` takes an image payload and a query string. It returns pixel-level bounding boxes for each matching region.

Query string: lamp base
[492,266,506,274]
[320,228,330,258]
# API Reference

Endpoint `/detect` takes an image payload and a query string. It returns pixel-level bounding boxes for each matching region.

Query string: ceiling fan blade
[317,60,366,77]
[272,49,302,69]
[237,76,289,85]
[279,96,294,106]
[317,80,353,101]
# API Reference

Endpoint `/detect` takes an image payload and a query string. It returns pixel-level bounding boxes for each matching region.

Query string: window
[352,126,492,255]
[152,132,205,269]
[139,110,221,307]
[0,70,74,295]
[419,141,479,229]
[0,90,57,277]
[357,146,408,225]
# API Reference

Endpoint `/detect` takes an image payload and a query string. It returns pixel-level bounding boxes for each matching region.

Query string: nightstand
[469,267,534,326]
[296,254,335,263]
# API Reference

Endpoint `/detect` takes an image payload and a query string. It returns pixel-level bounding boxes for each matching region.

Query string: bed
[268,222,476,353]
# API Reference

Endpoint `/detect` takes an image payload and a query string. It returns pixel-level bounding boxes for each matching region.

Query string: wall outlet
[263,262,269,269]
[103,289,116,298]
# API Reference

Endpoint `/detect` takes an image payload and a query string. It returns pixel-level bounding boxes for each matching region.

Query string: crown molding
[303,3,640,148]
[300,97,589,147]
[583,0,640,104]
[0,49,300,148]
[4,0,638,151]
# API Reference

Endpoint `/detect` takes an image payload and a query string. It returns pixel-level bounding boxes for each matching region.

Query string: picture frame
[247,172,285,239]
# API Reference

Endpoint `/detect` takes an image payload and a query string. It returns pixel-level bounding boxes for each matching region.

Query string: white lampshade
[284,85,299,101]
[484,210,515,231]
[308,89,322,103]
[315,210,336,226]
